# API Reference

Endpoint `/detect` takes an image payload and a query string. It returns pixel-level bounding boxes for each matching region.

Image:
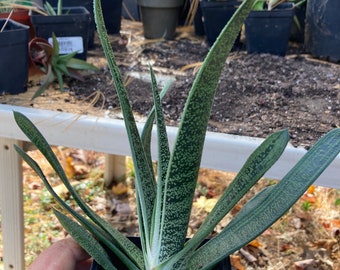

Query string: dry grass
[1,148,340,269]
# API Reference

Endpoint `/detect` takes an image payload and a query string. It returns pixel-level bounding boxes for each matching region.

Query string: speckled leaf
[94,0,156,243]
[188,128,340,269]
[156,0,258,263]
[13,112,144,269]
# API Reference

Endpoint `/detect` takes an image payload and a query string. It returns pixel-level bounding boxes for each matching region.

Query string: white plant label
[48,36,84,54]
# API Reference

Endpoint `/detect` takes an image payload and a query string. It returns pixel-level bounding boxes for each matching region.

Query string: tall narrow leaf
[188,128,340,269]
[93,0,156,248]
[156,0,257,262]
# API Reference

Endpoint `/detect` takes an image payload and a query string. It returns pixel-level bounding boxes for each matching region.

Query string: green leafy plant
[43,0,66,15]
[253,0,306,10]
[13,0,340,269]
[29,33,98,99]
[0,0,44,14]
[301,201,313,211]
[335,198,340,207]
[0,0,20,13]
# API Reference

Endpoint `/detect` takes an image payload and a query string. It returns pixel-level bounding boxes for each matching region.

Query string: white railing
[0,103,339,270]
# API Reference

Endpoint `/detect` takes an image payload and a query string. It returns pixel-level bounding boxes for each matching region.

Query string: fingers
[28,237,91,270]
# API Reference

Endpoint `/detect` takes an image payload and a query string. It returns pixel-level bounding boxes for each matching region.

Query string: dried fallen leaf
[112,182,129,195]
[307,185,316,194]
[193,196,217,213]
[294,258,316,269]
[230,255,245,270]
[248,239,262,248]
[240,248,257,263]
[312,239,337,252]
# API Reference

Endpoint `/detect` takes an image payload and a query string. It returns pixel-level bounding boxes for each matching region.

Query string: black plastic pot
[0,19,29,95]
[42,0,122,48]
[0,9,35,40]
[200,0,240,47]
[137,0,184,39]
[305,0,340,62]
[290,4,306,43]
[31,6,90,60]
[42,0,95,48]
[122,0,140,21]
[90,236,231,270]
[193,1,205,36]
[245,3,295,56]
[100,0,123,34]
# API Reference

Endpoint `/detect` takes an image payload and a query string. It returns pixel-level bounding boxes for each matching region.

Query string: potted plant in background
[30,1,91,60]
[41,0,95,48]
[43,0,123,49]
[137,0,184,39]
[289,0,306,43]
[0,18,29,94]
[122,0,140,21]
[200,0,241,47]
[14,0,340,269]
[244,0,296,56]
[305,0,340,62]
[28,34,98,99]
[0,0,43,39]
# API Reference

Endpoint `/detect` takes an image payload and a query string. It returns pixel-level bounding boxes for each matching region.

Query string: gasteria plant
[13,0,340,269]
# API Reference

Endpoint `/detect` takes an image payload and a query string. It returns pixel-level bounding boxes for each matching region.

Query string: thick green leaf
[66,58,99,70]
[51,33,60,58]
[31,65,56,100]
[156,0,258,263]
[54,62,70,76]
[53,65,65,91]
[188,128,340,269]
[94,0,156,250]
[160,129,289,269]
[140,79,173,175]
[189,130,289,242]
[14,144,140,270]
[54,209,117,270]
[148,67,171,265]
[57,0,62,15]
[44,1,56,15]
[58,51,78,64]
[13,112,145,269]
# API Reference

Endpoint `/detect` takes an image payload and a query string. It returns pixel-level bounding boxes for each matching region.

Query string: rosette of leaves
[14,0,340,269]
[29,33,98,99]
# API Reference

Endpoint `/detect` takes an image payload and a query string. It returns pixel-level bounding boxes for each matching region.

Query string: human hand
[28,237,91,270]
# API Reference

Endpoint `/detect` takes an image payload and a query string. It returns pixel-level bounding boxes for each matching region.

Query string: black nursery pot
[42,0,96,48]
[193,0,205,36]
[200,0,241,47]
[0,19,29,95]
[42,0,122,48]
[122,0,140,21]
[305,0,340,62]
[290,4,306,43]
[101,0,123,34]
[90,237,231,270]
[31,7,90,60]
[245,3,295,56]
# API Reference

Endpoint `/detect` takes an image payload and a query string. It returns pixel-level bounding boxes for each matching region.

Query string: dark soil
[68,23,340,149]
